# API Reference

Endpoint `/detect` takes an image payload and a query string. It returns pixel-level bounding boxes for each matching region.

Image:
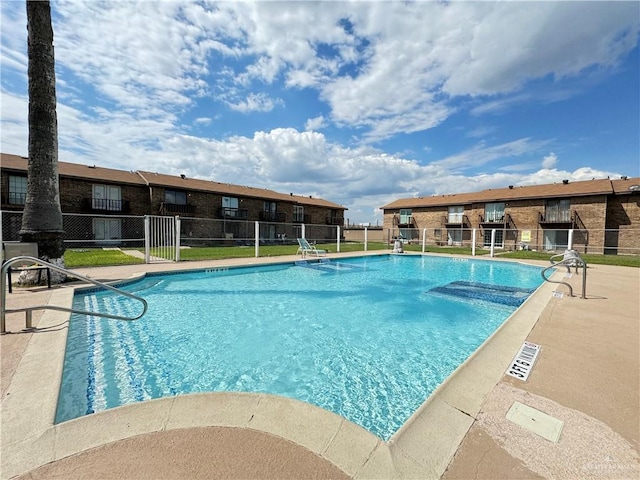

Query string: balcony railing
[259,211,286,222]
[539,209,572,224]
[161,202,196,215]
[217,207,248,219]
[326,216,344,225]
[393,215,414,227]
[82,198,131,213]
[293,214,311,224]
[444,214,469,227]
[479,213,505,224]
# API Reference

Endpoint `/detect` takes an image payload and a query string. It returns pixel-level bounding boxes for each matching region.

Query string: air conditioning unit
[225,233,234,239]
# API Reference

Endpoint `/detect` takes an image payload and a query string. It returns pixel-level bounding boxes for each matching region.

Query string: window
[165,190,187,205]
[545,199,571,222]
[8,175,27,205]
[484,203,505,223]
[92,218,122,242]
[483,229,504,248]
[448,229,462,246]
[92,184,121,211]
[293,205,304,222]
[222,196,239,216]
[543,230,569,251]
[448,206,464,223]
[263,201,276,214]
[399,209,412,224]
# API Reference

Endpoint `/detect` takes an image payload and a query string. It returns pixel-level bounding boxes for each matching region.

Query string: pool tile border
[1,253,557,479]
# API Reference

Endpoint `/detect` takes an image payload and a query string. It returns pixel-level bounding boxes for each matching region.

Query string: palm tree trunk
[20,0,65,266]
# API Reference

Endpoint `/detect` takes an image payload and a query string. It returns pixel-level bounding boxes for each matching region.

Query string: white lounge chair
[297,238,327,258]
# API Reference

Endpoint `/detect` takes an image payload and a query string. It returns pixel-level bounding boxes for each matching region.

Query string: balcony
[538,210,572,227]
[393,215,414,227]
[259,211,286,222]
[293,214,311,224]
[479,212,509,227]
[326,216,344,226]
[217,207,248,219]
[443,214,470,227]
[161,202,196,215]
[82,197,131,213]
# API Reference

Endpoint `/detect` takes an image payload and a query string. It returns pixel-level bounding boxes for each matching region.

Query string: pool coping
[1,252,558,479]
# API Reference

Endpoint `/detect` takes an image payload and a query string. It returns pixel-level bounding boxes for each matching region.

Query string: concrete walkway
[2,253,638,479]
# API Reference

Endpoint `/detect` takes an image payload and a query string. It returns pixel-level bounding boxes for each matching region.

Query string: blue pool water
[56,255,544,439]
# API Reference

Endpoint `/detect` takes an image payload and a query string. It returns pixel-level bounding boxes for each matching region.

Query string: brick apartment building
[1,153,346,245]
[381,177,640,254]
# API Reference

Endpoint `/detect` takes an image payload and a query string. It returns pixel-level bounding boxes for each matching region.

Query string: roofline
[1,153,346,210]
[380,177,640,210]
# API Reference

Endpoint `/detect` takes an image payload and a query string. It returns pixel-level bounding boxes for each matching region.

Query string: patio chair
[297,238,327,258]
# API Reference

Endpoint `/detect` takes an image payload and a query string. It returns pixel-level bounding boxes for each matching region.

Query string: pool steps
[428,281,535,307]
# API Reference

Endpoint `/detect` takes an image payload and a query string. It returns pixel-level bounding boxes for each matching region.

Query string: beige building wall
[381,192,640,254]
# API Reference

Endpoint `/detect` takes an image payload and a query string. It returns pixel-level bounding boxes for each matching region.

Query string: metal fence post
[568,229,574,251]
[144,215,150,263]
[490,229,496,257]
[472,228,477,256]
[336,226,341,252]
[364,227,368,251]
[255,221,260,257]
[175,216,181,262]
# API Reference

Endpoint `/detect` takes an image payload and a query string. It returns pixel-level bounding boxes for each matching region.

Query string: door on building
[222,196,239,216]
[259,224,277,242]
[399,209,412,224]
[93,185,121,211]
[543,230,568,251]
[93,218,122,244]
[483,229,504,248]
[447,229,462,246]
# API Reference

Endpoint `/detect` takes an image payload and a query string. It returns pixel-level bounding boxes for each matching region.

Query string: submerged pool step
[429,281,535,307]
[296,259,363,273]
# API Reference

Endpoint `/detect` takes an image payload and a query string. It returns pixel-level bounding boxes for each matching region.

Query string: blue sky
[1,1,639,224]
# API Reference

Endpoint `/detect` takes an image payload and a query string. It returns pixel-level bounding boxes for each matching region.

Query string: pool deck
[2,252,638,479]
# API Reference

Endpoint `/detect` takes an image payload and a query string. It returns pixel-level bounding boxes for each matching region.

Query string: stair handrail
[2,255,148,333]
[542,250,587,298]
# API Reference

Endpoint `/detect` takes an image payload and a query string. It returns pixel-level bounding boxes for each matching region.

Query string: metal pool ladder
[1,255,148,334]
[541,250,587,299]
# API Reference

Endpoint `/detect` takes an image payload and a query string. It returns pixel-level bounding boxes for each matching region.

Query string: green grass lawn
[64,248,145,268]
[63,244,640,268]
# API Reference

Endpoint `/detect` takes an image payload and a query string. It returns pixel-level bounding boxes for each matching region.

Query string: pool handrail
[541,250,587,298]
[1,255,148,333]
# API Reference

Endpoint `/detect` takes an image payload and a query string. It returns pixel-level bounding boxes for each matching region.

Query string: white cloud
[429,138,551,173]
[1,1,636,224]
[30,1,636,141]
[305,115,326,131]
[542,152,558,169]
[226,92,282,113]
[1,86,620,224]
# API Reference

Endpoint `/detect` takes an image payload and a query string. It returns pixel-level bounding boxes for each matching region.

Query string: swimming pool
[56,255,544,439]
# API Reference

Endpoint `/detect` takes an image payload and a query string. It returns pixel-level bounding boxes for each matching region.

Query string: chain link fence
[2,211,347,260]
[2,210,638,261]
[385,226,640,255]
[2,211,145,249]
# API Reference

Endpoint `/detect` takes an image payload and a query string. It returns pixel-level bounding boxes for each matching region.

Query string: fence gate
[144,215,180,263]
